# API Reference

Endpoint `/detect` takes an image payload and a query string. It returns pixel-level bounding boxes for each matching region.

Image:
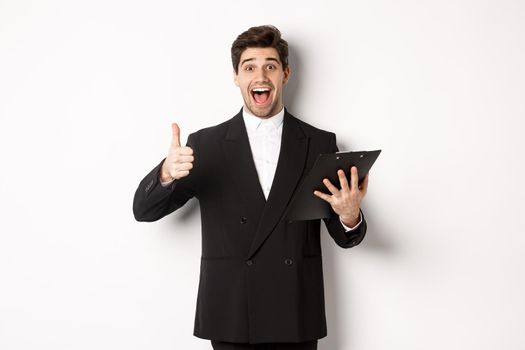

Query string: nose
[254,67,269,82]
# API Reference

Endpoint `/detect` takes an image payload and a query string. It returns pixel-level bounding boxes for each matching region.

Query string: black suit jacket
[133,108,367,344]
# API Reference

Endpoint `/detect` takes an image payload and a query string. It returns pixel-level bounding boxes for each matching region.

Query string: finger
[350,166,359,191]
[177,146,193,155]
[174,170,190,179]
[313,190,333,203]
[323,178,340,196]
[337,169,350,192]
[176,155,194,163]
[171,123,181,147]
[176,162,193,171]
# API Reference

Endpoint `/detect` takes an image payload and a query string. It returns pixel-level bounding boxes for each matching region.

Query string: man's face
[234,47,291,118]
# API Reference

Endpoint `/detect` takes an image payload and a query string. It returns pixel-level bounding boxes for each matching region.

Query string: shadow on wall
[283,43,303,116]
[320,200,396,350]
[171,197,199,223]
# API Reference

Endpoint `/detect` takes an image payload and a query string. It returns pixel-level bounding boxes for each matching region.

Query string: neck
[244,103,284,119]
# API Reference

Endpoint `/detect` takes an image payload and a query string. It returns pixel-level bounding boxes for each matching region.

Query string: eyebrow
[240,57,281,67]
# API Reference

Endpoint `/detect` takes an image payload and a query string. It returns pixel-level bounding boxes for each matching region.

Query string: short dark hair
[231,25,289,74]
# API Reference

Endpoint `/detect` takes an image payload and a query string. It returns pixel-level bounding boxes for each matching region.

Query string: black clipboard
[286,150,381,221]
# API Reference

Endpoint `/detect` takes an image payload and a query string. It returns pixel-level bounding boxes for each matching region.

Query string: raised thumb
[171,122,181,147]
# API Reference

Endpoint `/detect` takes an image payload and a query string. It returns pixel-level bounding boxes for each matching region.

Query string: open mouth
[250,87,272,106]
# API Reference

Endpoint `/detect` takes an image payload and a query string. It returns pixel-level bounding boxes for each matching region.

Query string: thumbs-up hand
[160,123,194,182]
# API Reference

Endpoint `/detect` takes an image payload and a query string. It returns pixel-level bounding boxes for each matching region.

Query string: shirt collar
[243,106,285,132]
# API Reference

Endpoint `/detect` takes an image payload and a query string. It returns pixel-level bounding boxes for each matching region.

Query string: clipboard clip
[335,151,366,160]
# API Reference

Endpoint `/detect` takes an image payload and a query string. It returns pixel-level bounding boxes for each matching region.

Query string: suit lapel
[247,110,309,259]
[221,110,266,208]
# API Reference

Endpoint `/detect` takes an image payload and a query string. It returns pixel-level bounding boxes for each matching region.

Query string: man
[133,25,369,350]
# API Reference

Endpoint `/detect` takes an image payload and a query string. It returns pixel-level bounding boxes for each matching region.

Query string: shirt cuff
[339,212,362,232]
[159,177,175,187]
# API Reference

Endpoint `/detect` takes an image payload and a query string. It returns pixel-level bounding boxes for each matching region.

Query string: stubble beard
[243,94,282,119]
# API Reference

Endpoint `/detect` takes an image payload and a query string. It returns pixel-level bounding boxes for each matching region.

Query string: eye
[245,66,254,71]
[267,64,275,70]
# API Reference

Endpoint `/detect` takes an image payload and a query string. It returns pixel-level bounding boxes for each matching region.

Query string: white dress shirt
[242,107,284,200]
[161,107,362,231]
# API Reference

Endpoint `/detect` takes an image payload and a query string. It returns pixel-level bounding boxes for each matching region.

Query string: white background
[1,0,524,349]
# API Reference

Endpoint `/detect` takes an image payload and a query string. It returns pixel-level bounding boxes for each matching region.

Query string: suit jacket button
[284,258,293,266]
[240,217,248,224]
[246,260,253,266]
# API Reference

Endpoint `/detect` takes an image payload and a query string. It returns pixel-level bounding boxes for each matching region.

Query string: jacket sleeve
[322,132,367,248]
[132,133,199,222]
[324,209,367,248]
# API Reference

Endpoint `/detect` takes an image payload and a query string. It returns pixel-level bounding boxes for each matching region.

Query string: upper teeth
[252,87,270,92]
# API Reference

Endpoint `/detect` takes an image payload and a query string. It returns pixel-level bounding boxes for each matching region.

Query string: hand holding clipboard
[286,150,381,222]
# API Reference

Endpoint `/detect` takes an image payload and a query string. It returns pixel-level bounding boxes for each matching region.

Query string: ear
[282,66,291,85]
[233,70,239,87]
